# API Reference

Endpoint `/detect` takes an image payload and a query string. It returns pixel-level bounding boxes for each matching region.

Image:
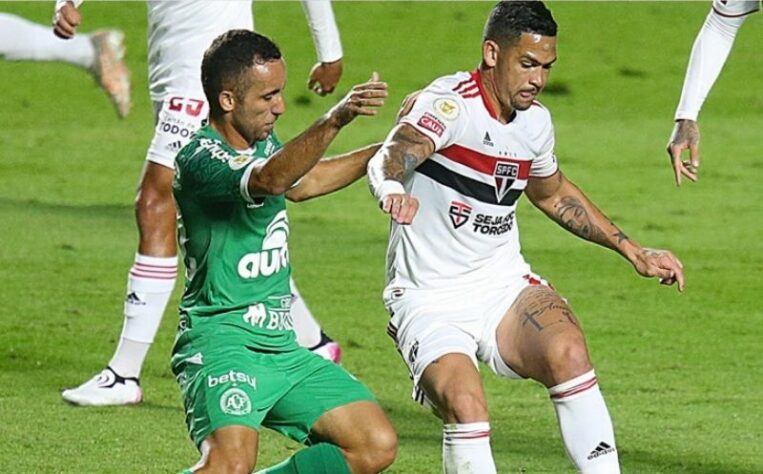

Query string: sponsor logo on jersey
[418,112,445,137]
[493,161,519,201]
[220,387,252,416]
[408,340,420,364]
[472,211,515,236]
[159,120,194,139]
[237,210,290,279]
[434,98,459,121]
[448,200,472,229]
[483,131,494,147]
[241,299,294,331]
[208,370,257,390]
[197,138,235,163]
[168,96,205,117]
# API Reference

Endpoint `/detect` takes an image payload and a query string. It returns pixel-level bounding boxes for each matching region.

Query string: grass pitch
[1,2,761,473]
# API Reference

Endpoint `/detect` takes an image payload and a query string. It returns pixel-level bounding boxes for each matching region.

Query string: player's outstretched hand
[53,1,81,39]
[308,59,343,96]
[666,119,701,186]
[329,72,388,128]
[631,248,685,292]
[382,193,419,225]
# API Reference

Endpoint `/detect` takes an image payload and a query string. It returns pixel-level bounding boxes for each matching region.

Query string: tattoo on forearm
[382,127,429,182]
[554,196,606,243]
[517,289,578,332]
[674,121,700,146]
[613,228,629,244]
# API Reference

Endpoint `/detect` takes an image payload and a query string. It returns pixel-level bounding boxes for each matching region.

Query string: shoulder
[515,100,554,143]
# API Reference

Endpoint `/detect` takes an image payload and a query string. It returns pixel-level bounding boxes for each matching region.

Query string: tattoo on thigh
[517,289,579,332]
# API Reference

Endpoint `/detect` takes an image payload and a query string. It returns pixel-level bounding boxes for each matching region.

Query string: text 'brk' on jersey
[173,126,298,351]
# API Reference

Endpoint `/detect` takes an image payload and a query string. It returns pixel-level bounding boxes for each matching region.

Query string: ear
[482,40,499,68]
[218,90,235,113]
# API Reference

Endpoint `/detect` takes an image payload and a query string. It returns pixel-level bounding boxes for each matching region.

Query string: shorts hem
[193,420,261,449]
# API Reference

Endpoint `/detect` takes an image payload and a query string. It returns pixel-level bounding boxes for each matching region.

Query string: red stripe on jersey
[550,376,598,400]
[456,83,479,97]
[471,69,499,120]
[439,144,531,179]
[461,91,481,99]
[452,77,475,93]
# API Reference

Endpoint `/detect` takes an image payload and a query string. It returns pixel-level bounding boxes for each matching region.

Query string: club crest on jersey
[493,161,519,202]
[448,201,472,229]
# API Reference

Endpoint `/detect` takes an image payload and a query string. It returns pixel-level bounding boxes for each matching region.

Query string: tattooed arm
[367,123,434,224]
[526,170,686,291]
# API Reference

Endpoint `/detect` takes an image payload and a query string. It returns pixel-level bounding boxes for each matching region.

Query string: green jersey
[172,125,298,352]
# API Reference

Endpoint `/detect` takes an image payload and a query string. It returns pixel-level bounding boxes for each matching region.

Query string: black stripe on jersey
[416,160,523,206]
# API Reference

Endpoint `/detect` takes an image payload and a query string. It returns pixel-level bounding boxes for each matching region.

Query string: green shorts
[172,344,375,448]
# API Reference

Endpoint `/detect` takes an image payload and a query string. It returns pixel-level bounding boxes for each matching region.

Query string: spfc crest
[448,201,472,229]
[493,161,519,202]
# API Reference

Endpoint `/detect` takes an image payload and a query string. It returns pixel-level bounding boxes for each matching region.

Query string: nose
[530,67,548,90]
[272,95,286,116]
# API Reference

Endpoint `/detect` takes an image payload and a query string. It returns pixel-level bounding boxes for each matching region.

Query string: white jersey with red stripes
[390,69,558,291]
[712,0,760,17]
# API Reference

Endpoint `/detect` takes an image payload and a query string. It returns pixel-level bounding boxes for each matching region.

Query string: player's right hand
[53,1,81,39]
[666,119,701,186]
[329,72,388,128]
[382,193,419,225]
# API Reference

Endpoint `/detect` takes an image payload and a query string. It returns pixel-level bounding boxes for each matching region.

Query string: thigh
[495,285,590,387]
[195,425,259,474]
[264,349,375,445]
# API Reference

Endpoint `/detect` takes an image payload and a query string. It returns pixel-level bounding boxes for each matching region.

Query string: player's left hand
[382,193,419,225]
[666,119,701,186]
[631,248,685,292]
[308,59,343,96]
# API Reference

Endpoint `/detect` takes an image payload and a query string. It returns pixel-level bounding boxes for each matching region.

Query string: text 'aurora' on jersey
[238,210,290,279]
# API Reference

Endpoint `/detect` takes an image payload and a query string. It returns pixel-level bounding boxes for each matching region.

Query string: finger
[672,161,682,186]
[61,8,80,28]
[54,19,76,38]
[53,25,74,39]
[381,196,394,214]
[370,71,379,82]
[689,144,700,168]
[680,164,697,182]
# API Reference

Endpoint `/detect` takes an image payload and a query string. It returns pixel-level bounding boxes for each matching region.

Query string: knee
[199,452,254,474]
[439,388,489,423]
[353,426,398,473]
[544,335,592,383]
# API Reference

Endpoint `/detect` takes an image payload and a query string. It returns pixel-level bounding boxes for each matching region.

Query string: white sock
[0,13,94,68]
[109,254,177,378]
[442,422,497,474]
[289,278,323,348]
[549,370,620,474]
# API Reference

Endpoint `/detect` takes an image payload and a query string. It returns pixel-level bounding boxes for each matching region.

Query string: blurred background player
[666,0,760,185]
[0,12,130,117]
[54,0,346,406]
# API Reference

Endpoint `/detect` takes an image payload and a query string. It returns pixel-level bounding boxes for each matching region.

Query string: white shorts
[146,85,209,170]
[383,272,550,406]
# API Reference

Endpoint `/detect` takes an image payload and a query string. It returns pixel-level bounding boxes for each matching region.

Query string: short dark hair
[483,1,557,47]
[201,29,282,116]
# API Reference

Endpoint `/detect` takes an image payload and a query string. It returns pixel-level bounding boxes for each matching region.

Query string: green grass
[1,2,761,473]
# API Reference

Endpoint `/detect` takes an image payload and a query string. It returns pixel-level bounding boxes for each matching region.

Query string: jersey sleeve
[399,85,469,152]
[712,0,760,17]
[530,111,558,178]
[178,147,262,204]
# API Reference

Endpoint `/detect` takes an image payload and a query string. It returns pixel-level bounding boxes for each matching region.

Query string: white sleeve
[300,0,343,63]
[398,89,468,152]
[674,4,751,121]
[530,115,558,178]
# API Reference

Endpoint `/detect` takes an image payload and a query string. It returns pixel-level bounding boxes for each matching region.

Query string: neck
[479,66,514,124]
[210,116,250,150]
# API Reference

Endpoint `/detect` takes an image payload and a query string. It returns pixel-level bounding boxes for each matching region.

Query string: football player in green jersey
[172,30,396,474]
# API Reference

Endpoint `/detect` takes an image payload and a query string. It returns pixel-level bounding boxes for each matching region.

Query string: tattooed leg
[495,285,592,387]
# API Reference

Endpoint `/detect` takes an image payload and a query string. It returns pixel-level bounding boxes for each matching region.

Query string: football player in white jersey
[53,0,347,406]
[368,2,685,473]
[0,13,129,117]
[667,0,760,185]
